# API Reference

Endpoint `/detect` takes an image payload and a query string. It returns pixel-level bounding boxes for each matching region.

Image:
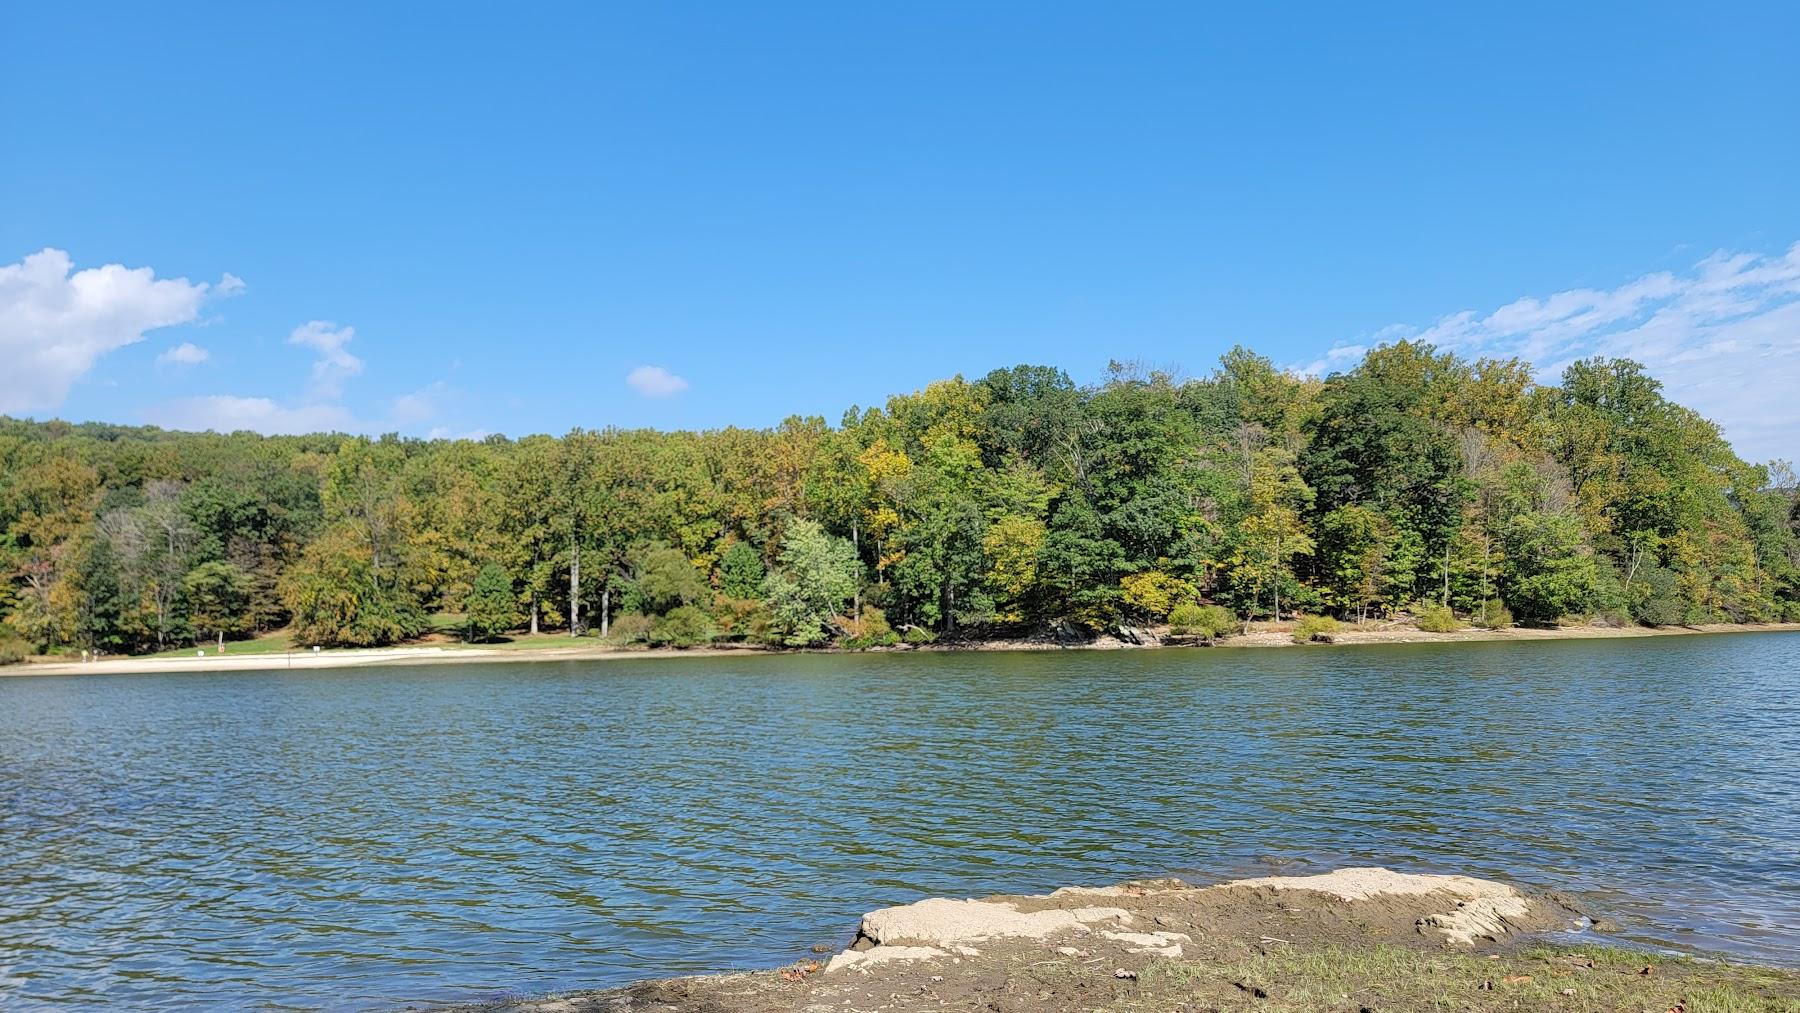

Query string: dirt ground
[438,868,1800,1013]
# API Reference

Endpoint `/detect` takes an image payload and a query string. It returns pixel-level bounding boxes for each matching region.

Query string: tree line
[3,342,1796,660]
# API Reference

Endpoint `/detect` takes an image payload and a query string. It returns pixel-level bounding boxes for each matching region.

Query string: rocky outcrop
[1225,866,1541,946]
[822,866,1562,976]
[462,867,1582,1012]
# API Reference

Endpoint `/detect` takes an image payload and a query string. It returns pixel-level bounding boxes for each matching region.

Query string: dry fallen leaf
[777,959,822,982]
[1502,974,1533,985]
[1640,965,1656,977]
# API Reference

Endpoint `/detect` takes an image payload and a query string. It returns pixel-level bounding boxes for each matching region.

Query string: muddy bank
[432,867,1800,1013]
[11,621,1800,678]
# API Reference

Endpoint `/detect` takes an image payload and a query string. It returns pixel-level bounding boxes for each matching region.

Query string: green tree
[621,542,708,616]
[280,524,427,647]
[463,563,521,642]
[764,519,860,646]
[183,560,250,649]
[717,540,766,599]
[1500,513,1601,622]
[1226,448,1315,622]
[71,534,128,653]
[1317,504,1401,622]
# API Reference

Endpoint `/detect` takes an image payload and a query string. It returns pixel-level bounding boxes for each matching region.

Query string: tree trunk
[1442,544,1451,606]
[1480,535,1490,606]
[530,592,539,635]
[600,586,610,637]
[569,542,581,636]
[1271,533,1282,622]
[217,629,224,652]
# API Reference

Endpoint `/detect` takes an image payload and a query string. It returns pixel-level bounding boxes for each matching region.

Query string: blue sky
[3,3,1797,459]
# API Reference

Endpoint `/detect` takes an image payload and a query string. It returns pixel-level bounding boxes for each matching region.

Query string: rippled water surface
[3,633,1799,1008]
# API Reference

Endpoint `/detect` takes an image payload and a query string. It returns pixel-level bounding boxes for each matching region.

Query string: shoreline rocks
[460,867,1587,1012]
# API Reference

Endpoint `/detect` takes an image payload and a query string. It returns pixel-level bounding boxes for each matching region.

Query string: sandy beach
[8,621,1797,678]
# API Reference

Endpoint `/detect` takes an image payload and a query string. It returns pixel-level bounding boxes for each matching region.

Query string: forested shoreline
[3,342,1797,661]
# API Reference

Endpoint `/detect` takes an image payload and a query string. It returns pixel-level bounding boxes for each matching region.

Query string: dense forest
[3,342,1797,660]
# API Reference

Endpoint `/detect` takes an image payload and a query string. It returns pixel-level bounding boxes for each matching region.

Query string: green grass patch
[434,631,603,651]
[1135,944,1800,1012]
[144,629,297,658]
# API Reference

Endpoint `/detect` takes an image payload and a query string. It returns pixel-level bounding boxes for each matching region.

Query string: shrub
[1591,607,1633,629]
[0,637,27,666]
[902,625,937,645]
[1291,614,1340,644]
[606,612,653,645]
[1168,602,1237,639]
[1631,565,1686,626]
[1119,570,1193,619]
[1166,602,1204,634]
[1415,602,1460,633]
[1472,599,1513,629]
[710,595,769,641]
[648,605,715,648]
[842,606,900,649]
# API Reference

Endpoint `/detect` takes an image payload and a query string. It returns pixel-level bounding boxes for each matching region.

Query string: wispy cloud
[1299,243,1800,463]
[156,341,209,367]
[0,248,239,413]
[391,382,450,426]
[148,343,466,437]
[148,395,355,435]
[151,320,366,434]
[287,320,362,398]
[626,364,688,398]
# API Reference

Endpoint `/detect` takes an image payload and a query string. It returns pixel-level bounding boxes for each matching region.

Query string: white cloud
[626,364,688,397]
[149,339,468,437]
[1302,242,1800,462]
[146,395,355,435]
[391,382,448,426]
[156,341,210,367]
[1296,342,1368,378]
[427,426,491,441]
[0,247,238,413]
[287,320,363,398]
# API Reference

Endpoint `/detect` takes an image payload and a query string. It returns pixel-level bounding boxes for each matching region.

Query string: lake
[2,633,1798,1009]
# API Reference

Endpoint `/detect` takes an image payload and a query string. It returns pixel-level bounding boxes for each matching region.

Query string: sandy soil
[7,621,1798,678]
[429,868,1800,1013]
